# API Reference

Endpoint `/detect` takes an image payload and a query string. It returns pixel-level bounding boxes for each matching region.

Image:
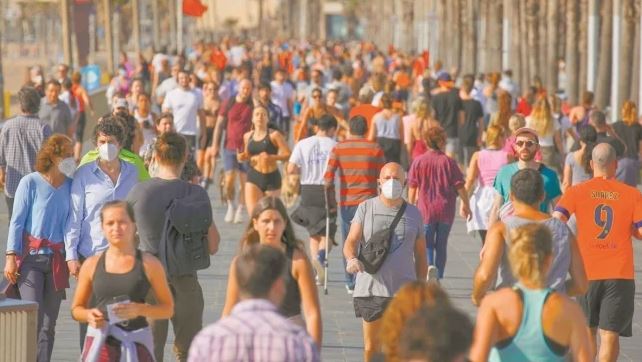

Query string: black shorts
[247,168,282,192]
[75,111,87,141]
[578,279,635,337]
[199,127,214,151]
[353,296,391,322]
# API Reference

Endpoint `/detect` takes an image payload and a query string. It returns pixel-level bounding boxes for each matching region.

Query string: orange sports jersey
[555,178,642,280]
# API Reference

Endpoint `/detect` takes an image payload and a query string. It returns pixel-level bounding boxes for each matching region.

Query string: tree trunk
[557,0,567,66]
[461,0,477,74]
[565,0,579,104]
[452,0,462,71]
[487,0,502,71]
[631,4,640,103]
[438,0,448,64]
[578,0,589,95]
[509,0,522,83]
[618,0,636,106]
[526,0,538,84]
[537,1,547,82]
[546,0,559,92]
[595,0,613,109]
[519,0,530,87]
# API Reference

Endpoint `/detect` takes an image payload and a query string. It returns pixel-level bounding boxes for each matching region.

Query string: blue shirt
[6,172,72,253]
[493,163,562,213]
[64,160,139,260]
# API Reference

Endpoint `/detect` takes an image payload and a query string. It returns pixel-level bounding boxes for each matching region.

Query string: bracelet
[5,252,16,256]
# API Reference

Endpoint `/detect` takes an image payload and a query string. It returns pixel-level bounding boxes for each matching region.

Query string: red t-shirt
[349,104,382,132]
[223,99,253,151]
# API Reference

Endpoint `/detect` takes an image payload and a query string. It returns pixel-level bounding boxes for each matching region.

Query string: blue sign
[80,65,101,92]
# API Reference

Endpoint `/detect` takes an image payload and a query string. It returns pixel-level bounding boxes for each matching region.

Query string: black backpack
[358,202,407,274]
[159,187,213,277]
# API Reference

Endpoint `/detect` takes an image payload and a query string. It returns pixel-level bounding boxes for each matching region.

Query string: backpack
[358,202,407,274]
[159,187,213,277]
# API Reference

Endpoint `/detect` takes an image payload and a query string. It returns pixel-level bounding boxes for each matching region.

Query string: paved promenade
[1,183,642,360]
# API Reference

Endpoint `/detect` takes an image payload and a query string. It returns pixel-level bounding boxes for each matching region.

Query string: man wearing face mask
[64,117,141,348]
[343,162,427,361]
[408,126,471,281]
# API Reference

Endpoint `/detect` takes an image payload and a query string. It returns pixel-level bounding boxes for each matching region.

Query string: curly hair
[423,126,447,150]
[93,116,125,146]
[35,134,73,173]
[379,281,450,362]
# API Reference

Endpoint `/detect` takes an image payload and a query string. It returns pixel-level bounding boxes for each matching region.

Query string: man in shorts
[554,143,642,362]
[343,162,427,361]
[211,78,253,223]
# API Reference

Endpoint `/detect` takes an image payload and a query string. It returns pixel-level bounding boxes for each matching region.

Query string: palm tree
[595,0,613,109]
[565,0,579,104]
[546,0,559,92]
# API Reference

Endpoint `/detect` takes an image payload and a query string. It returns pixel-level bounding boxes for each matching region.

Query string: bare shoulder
[79,254,101,277]
[141,252,163,269]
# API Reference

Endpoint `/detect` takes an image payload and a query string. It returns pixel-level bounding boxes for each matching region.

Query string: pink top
[477,149,509,187]
[412,140,428,160]
[503,135,543,161]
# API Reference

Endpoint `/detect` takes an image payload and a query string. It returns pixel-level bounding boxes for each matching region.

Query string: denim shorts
[222,148,248,172]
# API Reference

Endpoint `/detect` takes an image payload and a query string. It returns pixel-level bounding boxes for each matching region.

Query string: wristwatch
[5,251,16,256]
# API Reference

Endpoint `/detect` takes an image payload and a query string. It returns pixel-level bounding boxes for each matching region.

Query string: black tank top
[279,244,302,317]
[247,132,278,156]
[92,250,151,330]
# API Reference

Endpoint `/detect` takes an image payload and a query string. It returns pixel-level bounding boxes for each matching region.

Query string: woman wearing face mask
[343,162,428,361]
[64,119,141,348]
[222,196,322,346]
[3,134,74,361]
[408,126,471,281]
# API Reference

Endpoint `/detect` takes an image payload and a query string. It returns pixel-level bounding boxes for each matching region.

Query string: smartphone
[106,295,131,325]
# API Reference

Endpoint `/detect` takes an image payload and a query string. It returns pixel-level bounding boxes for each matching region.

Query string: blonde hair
[529,98,554,136]
[508,223,552,287]
[508,114,526,133]
[415,102,433,120]
[380,282,450,362]
[485,125,505,149]
[621,100,637,126]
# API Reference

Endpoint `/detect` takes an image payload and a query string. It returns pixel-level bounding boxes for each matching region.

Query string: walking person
[612,100,642,186]
[430,72,464,160]
[297,87,345,142]
[0,86,52,220]
[526,98,564,173]
[191,245,320,362]
[368,93,404,164]
[408,126,471,280]
[343,162,427,361]
[221,196,322,346]
[199,81,220,187]
[459,75,485,166]
[162,69,206,153]
[71,72,95,161]
[554,143,642,362]
[562,125,597,192]
[3,135,74,361]
[39,80,74,137]
[464,125,509,244]
[469,223,592,362]
[71,201,174,361]
[237,105,290,215]
[324,115,385,293]
[288,114,338,285]
[127,132,220,361]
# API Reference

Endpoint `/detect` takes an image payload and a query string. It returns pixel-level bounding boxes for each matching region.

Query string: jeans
[424,222,453,279]
[340,205,358,290]
[18,254,65,362]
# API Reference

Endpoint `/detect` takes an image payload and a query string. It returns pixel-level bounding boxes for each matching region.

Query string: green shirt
[79,149,150,182]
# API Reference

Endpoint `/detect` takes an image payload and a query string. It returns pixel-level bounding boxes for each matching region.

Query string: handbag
[0,277,20,299]
[358,202,407,274]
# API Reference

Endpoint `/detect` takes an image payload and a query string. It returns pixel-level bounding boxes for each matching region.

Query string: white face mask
[58,157,76,178]
[381,179,403,200]
[98,143,119,162]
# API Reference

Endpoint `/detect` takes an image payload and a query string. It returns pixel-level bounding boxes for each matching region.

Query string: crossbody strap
[389,202,407,232]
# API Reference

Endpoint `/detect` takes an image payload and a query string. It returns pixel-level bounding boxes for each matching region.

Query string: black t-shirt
[431,88,463,138]
[126,178,211,255]
[596,131,626,158]
[459,99,484,146]
[613,121,642,159]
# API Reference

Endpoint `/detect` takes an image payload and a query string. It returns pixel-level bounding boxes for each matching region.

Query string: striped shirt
[324,138,385,206]
[0,115,52,197]
[188,299,319,362]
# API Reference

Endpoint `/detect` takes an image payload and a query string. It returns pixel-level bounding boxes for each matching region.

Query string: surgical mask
[58,157,76,178]
[98,143,119,162]
[381,179,403,200]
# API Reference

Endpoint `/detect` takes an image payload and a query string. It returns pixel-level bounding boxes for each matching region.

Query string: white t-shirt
[270,81,294,117]
[162,88,203,136]
[526,115,561,147]
[289,135,336,185]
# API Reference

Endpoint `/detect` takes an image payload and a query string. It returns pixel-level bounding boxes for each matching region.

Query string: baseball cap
[436,71,452,82]
[514,127,539,142]
[114,98,128,110]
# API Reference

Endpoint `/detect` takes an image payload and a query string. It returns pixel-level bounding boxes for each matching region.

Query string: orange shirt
[349,104,382,133]
[555,178,642,280]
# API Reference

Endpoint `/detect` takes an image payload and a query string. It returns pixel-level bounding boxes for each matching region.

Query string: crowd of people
[2,37,642,362]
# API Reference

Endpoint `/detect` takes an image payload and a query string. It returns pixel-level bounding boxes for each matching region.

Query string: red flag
[183,0,208,17]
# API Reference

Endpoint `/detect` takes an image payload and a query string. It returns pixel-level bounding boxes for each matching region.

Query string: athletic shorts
[247,168,281,192]
[353,296,392,322]
[445,137,459,155]
[578,279,635,337]
[222,148,248,173]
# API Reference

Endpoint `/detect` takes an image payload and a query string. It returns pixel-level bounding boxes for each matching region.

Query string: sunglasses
[312,95,321,99]
[515,140,538,148]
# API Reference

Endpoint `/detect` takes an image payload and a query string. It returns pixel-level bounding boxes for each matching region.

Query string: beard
[519,150,536,162]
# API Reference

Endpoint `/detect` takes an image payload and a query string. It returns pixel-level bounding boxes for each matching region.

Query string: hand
[346,258,364,274]
[3,255,18,284]
[210,146,219,158]
[112,302,145,320]
[460,203,472,221]
[87,308,105,328]
[67,260,81,279]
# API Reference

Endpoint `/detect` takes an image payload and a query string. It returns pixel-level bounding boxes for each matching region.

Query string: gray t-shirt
[126,178,211,255]
[496,216,572,293]
[38,98,72,135]
[564,152,591,185]
[352,197,423,298]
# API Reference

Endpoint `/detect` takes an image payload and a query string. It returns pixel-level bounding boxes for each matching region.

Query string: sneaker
[233,205,244,224]
[313,259,325,286]
[224,203,234,223]
[427,265,439,283]
[345,285,354,295]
